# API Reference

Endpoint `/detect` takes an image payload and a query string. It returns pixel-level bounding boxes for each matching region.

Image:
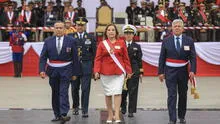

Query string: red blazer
[94,39,132,75]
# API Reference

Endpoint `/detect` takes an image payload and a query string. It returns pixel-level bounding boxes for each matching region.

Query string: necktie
[176,37,180,53]
[57,37,61,54]
[128,43,131,48]
[80,34,83,39]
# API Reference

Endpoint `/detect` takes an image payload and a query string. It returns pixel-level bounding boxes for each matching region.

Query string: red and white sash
[47,60,71,67]
[68,12,75,21]
[179,10,187,22]
[156,11,170,23]
[25,11,32,23]
[7,12,14,23]
[199,10,207,22]
[166,58,188,67]
[103,40,126,74]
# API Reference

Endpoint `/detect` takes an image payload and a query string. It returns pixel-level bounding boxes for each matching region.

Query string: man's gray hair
[172,19,184,27]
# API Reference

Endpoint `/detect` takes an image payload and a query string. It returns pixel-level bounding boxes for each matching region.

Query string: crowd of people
[0,0,219,42]
[126,0,219,42]
[0,0,85,41]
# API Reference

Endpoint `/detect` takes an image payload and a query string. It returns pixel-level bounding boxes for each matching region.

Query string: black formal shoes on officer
[128,113,134,117]
[51,117,61,122]
[168,120,176,124]
[82,112,89,118]
[121,110,126,115]
[72,108,79,115]
[179,118,186,123]
[60,115,71,123]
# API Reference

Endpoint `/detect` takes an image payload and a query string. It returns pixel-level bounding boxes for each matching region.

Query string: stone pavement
[0,76,220,124]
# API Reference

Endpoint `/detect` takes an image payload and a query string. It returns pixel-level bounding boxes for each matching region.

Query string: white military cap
[122,24,137,34]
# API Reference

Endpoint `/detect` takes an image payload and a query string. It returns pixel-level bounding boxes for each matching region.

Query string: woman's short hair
[104,23,119,39]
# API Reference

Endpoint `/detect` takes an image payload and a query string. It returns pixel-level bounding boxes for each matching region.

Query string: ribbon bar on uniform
[48,60,71,67]
[166,58,188,67]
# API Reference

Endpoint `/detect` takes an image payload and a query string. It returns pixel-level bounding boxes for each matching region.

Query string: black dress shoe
[168,121,176,124]
[60,116,71,122]
[179,118,186,123]
[121,110,126,115]
[128,113,134,118]
[72,108,79,115]
[51,117,60,122]
[82,112,89,118]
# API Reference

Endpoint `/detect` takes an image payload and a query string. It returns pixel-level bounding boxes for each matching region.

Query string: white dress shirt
[174,35,182,49]
[56,36,64,51]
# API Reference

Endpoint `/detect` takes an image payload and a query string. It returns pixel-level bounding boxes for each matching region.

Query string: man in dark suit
[69,17,96,118]
[121,24,143,118]
[39,21,80,123]
[158,19,197,124]
[75,0,86,17]
[1,2,18,41]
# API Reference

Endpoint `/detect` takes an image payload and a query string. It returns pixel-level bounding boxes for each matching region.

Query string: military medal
[25,11,32,23]
[7,12,14,24]
[66,47,71,53]
[110,48,114,54]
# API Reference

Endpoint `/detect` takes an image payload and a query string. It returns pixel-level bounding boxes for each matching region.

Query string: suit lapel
[52,36,59,55]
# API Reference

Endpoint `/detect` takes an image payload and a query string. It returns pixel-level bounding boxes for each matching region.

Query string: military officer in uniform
[194,3,211,41]
[121,24,143,118]
[9,23,27,77]
[158,19,196,124]
[126,0,141,25]
[39,21,80,123]
[69,17,96,118]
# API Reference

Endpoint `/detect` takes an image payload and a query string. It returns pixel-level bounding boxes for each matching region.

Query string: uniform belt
[48,60,71,67]
[166,58,188,67]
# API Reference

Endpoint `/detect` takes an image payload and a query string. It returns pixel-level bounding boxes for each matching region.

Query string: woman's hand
[126,73,133,79]
[94,72,100,80]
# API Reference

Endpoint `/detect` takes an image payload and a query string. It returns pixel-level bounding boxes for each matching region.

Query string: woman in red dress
[94,24,132,123]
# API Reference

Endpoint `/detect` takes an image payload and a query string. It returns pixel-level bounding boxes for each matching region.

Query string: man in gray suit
[158,19,197,124]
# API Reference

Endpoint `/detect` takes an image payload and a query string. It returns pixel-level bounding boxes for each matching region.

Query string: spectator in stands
[94,24,132,123]
[194,3,211,42]
[9,22,27,77]
[53,0,64,21]
[154,3,171,42]
[75,0,86,17]
[126,0,141,25]
[63,0,72,14]
[23,4,37,42]
[64,6,78,24]
[174,2,193,37]
[64,19,76,35]
[210,4,220,41]
[1,2,18,41]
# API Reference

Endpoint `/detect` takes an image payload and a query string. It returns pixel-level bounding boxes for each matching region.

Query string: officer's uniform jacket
[70,32,96,75]
[126,41,143,77]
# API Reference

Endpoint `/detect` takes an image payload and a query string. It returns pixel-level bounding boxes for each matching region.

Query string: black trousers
[165,66,188,122]
[71,75,91,113]
[121,76,139,113]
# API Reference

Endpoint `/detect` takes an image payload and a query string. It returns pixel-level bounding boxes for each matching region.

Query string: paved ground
[0,76,220,124]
